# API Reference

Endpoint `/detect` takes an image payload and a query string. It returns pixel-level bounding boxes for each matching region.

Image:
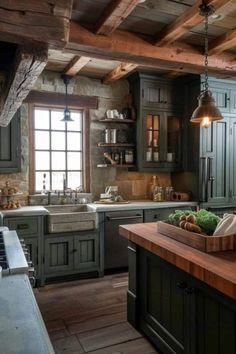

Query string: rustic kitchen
[1,0,236,353]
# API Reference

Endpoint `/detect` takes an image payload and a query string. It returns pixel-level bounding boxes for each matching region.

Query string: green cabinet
[44,230,99,281]
[173,75,236,207]
[130,247,236,354]
[0,109,21,172]
[129,73,183,172]
[3,215,44,285]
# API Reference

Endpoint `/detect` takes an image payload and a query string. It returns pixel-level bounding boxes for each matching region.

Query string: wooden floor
[35,273,158,354]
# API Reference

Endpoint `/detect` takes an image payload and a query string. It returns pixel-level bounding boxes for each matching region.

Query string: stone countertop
[120,222,236,301]
[88,201,198,212]
[1,206,49,217]
[0,274,54,354]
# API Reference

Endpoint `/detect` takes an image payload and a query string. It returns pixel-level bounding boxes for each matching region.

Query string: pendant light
[190,1,223,128]
[61,74,74,122]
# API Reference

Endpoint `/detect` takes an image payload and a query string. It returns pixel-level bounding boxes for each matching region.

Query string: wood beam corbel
[64,55,91,76]
[67,23,236,78]
[95,0,140,35]
[153,0,231,46]
[0,45,48,127]
[103,62,138,84]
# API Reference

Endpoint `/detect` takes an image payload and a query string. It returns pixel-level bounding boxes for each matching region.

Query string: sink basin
[46,205,97,233]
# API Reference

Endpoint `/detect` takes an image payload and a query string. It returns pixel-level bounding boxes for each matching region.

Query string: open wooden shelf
[97,142,135,147]
[97,164,135,168]
[98,119,135,124]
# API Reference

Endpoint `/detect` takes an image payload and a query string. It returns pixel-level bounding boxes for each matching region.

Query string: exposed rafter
[64,55,91,76]
[103,62,138,84]
[95,0,140,35]
[0,45,47,127]
[209,28,236,55]
[0,0,73,48]
[67,23,236,78]
[153,0,231,46]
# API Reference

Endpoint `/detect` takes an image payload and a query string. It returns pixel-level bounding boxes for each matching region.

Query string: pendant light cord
[204,11,209,92]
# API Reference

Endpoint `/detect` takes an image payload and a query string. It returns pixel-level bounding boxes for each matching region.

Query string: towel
[213,213,236,236]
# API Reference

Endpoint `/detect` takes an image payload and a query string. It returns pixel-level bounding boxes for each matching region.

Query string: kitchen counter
[88,200,197,212]
[0,205,48,217]
[0,274,54,354]
[119,222,236,300]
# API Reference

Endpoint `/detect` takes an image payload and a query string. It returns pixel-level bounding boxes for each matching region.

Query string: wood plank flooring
[35,273,158,354]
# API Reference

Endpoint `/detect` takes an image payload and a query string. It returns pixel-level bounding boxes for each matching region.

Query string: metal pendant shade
[190,1,223,127]
[61,74,74,122]
[190,90,223,123]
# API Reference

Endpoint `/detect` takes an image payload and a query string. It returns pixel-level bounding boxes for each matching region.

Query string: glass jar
[153,186,164,202]
[125,149,134,164]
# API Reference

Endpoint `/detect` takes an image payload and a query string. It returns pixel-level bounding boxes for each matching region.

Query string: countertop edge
[119,223,236,300]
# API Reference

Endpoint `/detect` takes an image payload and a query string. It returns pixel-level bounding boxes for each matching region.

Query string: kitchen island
[119,223,236,354]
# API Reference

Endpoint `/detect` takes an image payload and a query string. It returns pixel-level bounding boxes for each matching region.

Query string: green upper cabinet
[0,109,21,172]
[129,73,183,172]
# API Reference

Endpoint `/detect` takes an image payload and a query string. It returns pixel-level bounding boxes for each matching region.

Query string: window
[30,106,89,193]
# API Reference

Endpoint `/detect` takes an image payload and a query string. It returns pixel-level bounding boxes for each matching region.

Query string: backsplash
[0,71,171,204]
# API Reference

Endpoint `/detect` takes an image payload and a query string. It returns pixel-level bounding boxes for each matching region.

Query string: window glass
[33,107,84,192]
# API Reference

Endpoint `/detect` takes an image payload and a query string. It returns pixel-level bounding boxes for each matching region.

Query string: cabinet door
[142,80,172,108]
[229,89,236,114]
[0,109,21,172]
[229,118,236,203]
[201,118,229,204]
[192,279,236,354]
[141,110,182,171]
[74,232,99,271]
[139,249,190,354]
[44,236,74,275]
[211,86,230,113]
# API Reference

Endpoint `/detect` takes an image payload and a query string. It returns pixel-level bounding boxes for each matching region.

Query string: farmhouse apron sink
[46,205,97,233]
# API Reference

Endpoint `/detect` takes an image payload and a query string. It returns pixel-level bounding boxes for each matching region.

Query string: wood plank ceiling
[1,0,236,124]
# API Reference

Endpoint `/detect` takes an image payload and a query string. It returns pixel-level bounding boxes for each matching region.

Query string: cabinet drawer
[5,217,38,237]
[144,207,191,223]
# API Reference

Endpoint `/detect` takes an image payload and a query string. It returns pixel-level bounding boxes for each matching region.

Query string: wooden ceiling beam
[0,45,47,127]
[0,0,73,48]
[103,62,138,84]
[153,0,231,46]
[67,23,236,78]
[209,28,236,54]
[64,55,91,76]
[95,0,140,35]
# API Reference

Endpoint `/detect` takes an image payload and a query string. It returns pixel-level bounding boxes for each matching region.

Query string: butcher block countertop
[119,222,236,300]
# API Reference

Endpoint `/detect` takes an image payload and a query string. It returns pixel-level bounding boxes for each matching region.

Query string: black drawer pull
[71,249,77,253]
[17,224,29,230]
[106,215,143,221]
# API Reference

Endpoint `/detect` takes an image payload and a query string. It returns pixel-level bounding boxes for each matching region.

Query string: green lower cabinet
[44,230,99,281]
[133,248,236,354]
[74,233,98,271]
[44,235,74,275]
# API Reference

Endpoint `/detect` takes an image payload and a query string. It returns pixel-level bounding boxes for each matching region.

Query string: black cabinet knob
[185,287,195,295]
[177,281,187,289]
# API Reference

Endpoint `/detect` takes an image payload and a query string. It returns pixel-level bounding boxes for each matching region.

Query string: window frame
[29,103,90,194]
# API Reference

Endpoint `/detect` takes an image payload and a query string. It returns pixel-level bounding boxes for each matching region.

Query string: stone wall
[0,70,171,203]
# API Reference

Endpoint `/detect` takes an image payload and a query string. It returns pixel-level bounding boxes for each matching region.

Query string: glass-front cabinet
[143,110,181,170]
